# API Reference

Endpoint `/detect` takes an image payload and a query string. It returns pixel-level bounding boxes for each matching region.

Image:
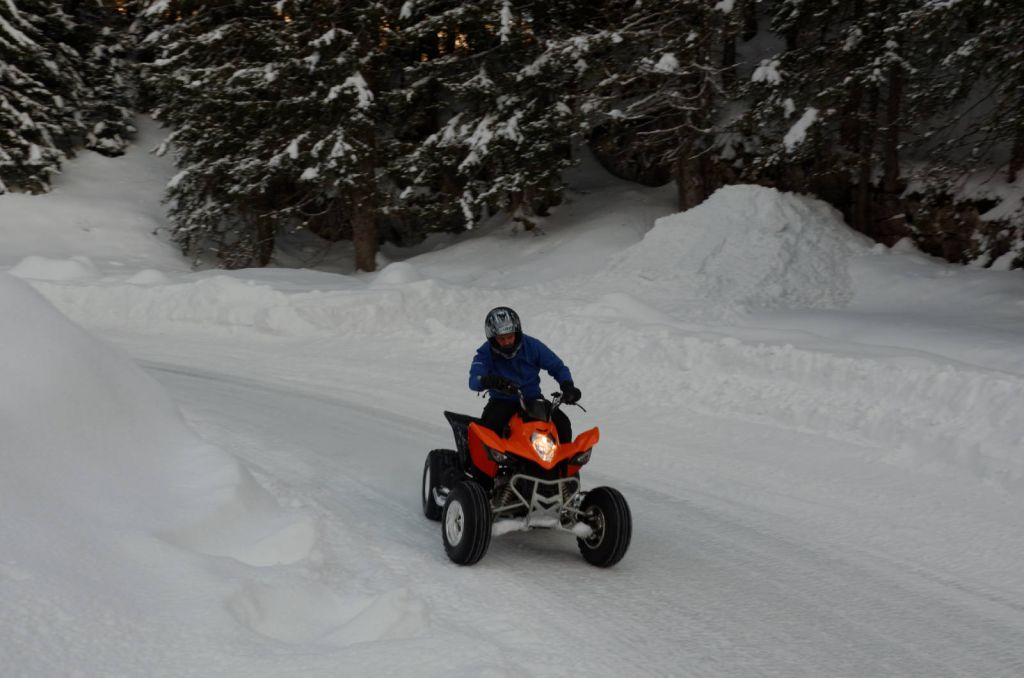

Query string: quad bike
[421,389,631,567]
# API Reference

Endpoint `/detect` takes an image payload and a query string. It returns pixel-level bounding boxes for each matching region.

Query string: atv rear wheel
[577,486,631,567]
[422,449,458,521]
[442,480,492,565]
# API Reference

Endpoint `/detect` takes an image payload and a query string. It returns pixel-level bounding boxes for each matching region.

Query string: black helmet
[484,306,522,358]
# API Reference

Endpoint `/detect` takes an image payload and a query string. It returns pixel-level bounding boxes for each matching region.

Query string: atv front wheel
[577,486,631,567]
[442,480,492,565]
[422,449,458,521]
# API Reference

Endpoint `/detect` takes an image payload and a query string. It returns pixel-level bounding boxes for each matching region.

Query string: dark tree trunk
[722,37,737,89]
[255,214,275,267]
[870,56,909,245]
[719,0,738,91]
[741,0,758,41]
[350,26,379,273]
[852,88,879,234]
[306,196,349,242]
[1010,90,1024,182]
[351,199,377,272]
[1011,135,1024,184]
[784,27,798,52]
[674,139,704,210]
[352,154,378,273]
[239,195,279,268]
[840,0,867,153]
[882,64,902,194]
[840,86,863,151]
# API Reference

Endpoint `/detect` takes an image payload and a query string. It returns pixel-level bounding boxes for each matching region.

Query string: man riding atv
[422,306,630,567]
[469,306,582,442]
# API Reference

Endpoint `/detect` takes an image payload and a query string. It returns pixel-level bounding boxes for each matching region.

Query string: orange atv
[421,389,631,567]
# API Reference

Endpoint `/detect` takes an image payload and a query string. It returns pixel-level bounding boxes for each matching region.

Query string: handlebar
[479,380,585,412]
[518,388,586,413]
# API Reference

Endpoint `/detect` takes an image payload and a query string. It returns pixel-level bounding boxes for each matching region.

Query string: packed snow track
[145,357,1024,678]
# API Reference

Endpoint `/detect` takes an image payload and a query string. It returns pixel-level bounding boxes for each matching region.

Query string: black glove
[560,381,582,405]
[480,374,519,394]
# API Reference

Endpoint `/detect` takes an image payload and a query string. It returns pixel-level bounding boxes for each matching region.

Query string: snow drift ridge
[0,272,315,563]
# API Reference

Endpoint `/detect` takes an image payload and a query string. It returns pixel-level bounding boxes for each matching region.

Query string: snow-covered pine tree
[0,0,135,193]
[138,0,416,270]
[396,1,600,231]
[912,0,1024,184]
[584,0,738,210]
[902,0,1024,265]
[740,0,843,195]
[0,0,85,192]
[136,0,293,267]
[67,0,137,156]
[271,0,402,272]
[742,0,917,240]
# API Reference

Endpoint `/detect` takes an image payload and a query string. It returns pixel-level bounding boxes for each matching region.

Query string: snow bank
[28,184,876,333]
[565,319,1024,490]
[30,265,1024,491]
[371,261,425,286]
[29,185,876,331]
[9,254,101,281]
[608,185,872,310]
[0,271,314,561]
[29,273,483,340]
[127,268,173,285]
[18,185,1024,491]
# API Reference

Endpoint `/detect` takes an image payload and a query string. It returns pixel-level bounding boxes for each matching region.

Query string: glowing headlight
[531,432,556,463]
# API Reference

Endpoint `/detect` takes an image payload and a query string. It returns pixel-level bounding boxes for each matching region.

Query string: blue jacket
[469,335,573,401]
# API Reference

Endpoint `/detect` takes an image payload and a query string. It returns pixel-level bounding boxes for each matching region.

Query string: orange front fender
[467,421,601,474]
[565,427,599,455]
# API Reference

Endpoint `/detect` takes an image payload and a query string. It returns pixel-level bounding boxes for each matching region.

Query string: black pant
[481,398,572,443]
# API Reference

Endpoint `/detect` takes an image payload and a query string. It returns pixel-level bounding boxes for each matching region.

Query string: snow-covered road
[145,351,1024,678]
[7,124,1024,675]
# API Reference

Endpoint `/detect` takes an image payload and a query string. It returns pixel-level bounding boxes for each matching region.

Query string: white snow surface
[2,117,1024,677]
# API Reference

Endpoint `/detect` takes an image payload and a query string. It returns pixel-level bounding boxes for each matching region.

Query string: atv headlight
[531,432,556,463]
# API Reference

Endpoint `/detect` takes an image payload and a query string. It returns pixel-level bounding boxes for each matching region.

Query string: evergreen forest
[2,0,1022,270]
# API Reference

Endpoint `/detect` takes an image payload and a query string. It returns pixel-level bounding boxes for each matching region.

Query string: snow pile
[610,185,872,310]
[0,269,314,569]
[0,271,323,674]
[1,273,221,529]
